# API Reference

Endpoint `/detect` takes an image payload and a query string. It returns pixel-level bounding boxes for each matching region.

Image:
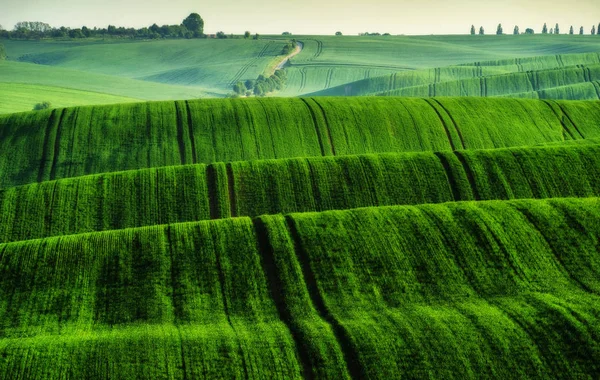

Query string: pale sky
[1,0,600,35]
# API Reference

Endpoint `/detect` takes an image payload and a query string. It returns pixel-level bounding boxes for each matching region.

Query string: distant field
[2,35,600,112]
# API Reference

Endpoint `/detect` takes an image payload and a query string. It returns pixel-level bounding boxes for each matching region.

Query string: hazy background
[2,0,600,35]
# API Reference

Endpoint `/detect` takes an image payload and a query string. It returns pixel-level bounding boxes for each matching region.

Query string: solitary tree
[216,31,226,39]
[570,26,574,34]
[253,33,260,40]
[542,23,548,34]
[335,31,343,36]
[496,24,503,35]
[555,23,560,34]
[244,31,251,39]
[33,101,51,111]
[470,25,476,35]
[550,28,554,34]
[0,44,6,60]
[513,25,520,35]
[597,23,600,35]
[182,13,204,37]
[479,26,484,35]
[580,26,584,35]
[525,28,535,35]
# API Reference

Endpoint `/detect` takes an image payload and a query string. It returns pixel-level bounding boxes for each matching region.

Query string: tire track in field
[252,218,316,379]
[324,68,334,89]
[424,99,456,150]
[226,163,237,218]
[283,215,365,379]
[311,98,337,156]
[509,204,596,295]
[453,151,480,201]
[540,100,576,140]
[49,109,67,181]
[592,81,600,100]
[299,68,307,92]
[299,98,326,157]
[184,101,198,164]
[433,99,466,149]
[38,109,58,183]
[229,42,273,86]
[313,39,323,58]
[555,101,585,139]
[206,165,220,220]
[433,152,462,202]
[174,102,188,165]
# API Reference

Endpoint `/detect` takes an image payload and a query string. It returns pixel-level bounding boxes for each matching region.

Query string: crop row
[1,97,598,189]
[0,197,599,378]
[2,143,600,244]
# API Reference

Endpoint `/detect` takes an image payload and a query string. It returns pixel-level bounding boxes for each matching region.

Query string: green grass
[281,35,600,95]
[2,38,288,96]
[0,83,141,114]
[2,142,600,244]
[2,96,594,189]
[0,197,599,378]
[307,52,600,98]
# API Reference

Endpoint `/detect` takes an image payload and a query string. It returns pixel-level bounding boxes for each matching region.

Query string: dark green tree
[216,31,226,39]
[496,24,503,35]
[555,23,560,34]
[470,25,476,35]
[182,13,204,37]
[525,28,535,35]
[244,31,251,39]
[253,33,260,40]
[335,31,343,36]
[593,25,597,35]
[479,26,484,35]
[233,81,247,95]
[597,23,600,35]
[33,101,51,111]
[513,25,519,35]
[542,23,548,34]
[580,26,584,35]
[570,25,574,34]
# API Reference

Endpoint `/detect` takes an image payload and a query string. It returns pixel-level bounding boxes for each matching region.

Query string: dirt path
[275,41,304,71]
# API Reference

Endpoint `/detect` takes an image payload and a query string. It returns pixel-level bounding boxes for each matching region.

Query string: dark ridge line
[431,98,466,149]
[146,104,152,168]
[206,165,220,220]
[165,225,189,380]
[48,108,66,181]
[591,81,600,100]
[509,204,595,296]
[423,99,456,151]
[96,176,105,231]
[284,215,364,379]
[154,169,162,225]
[299,98,326,157]
[226,163,237,218]
[433,152,461,202]
[540,100,576,140]
[184,101,198,164]
[252,218,315,379]
[174,101,188,165]
[212,227,249,380]
[45,181,59,237]
[453,151,480,201]
[37,109,57,183]
[312,98,337,156]
[555,102,585,139]
[299,68,307,92]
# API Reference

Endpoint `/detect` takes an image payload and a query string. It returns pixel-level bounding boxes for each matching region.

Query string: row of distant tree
[471,23,600,35]
[0,14,205,40]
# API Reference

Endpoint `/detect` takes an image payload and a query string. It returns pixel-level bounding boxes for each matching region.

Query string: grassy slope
[280,35,600,95]
[2,38,288,95]
[1,197,599,378]
[307,52,600,98]
[1,143,599,244]
[0,83,141,114]
[2,97,595,189]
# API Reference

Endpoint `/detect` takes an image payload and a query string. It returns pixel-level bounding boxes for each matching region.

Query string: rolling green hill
[1,142,599,244]
[1,94,600,378]
[2,97,598,188]
[1,197,599,378]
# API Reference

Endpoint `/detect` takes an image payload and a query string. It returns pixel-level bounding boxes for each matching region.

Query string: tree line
[471,23,600,35]
[0,14,204,40]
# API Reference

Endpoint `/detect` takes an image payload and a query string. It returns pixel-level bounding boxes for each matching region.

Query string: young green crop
[2,143,600,244]
[0,197,599,378]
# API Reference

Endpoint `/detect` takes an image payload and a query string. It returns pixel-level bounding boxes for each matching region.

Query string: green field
[2,35,600,113]
[2,32,600,378]
[2,97,599,188]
